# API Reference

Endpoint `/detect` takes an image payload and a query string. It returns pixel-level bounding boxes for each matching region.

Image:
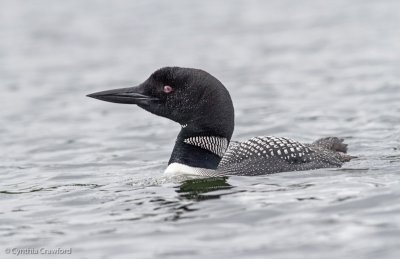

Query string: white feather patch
[164,163,219,177]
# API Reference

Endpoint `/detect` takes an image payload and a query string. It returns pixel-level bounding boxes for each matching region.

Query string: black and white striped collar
[183,136,229,157]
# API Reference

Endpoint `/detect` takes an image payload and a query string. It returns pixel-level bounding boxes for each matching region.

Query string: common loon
[87,67,352,176]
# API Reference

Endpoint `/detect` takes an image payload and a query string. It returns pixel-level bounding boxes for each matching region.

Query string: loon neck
[168,127,230,169]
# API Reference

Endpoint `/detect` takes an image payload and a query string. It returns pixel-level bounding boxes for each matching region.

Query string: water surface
[1,0,400,258]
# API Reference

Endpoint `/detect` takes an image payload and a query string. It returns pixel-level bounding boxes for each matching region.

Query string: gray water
[1,0,400,258]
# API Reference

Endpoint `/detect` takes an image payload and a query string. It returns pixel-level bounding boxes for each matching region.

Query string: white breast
[164,163,219,177]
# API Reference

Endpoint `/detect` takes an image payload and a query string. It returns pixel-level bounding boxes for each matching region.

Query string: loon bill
[87,67,353,176]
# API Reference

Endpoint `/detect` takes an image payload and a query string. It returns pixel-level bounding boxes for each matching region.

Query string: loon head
[88,67,235,169]
[88,67,234,140]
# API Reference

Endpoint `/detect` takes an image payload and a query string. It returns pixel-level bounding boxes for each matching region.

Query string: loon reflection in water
[176,177,233,201]
[88,67,353,176]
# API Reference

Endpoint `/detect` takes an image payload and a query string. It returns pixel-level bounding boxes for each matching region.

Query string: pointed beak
[87,86,158,105]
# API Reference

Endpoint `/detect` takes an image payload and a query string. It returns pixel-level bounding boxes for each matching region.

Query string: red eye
[163,85,173,93]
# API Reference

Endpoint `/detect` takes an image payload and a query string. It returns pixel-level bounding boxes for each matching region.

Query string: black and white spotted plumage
[179,135,351,176]
[217,136,349,176]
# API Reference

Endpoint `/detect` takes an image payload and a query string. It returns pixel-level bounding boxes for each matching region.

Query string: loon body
[88,67,352,176]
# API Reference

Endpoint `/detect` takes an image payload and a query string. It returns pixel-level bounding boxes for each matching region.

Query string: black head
[88,67,235,141]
